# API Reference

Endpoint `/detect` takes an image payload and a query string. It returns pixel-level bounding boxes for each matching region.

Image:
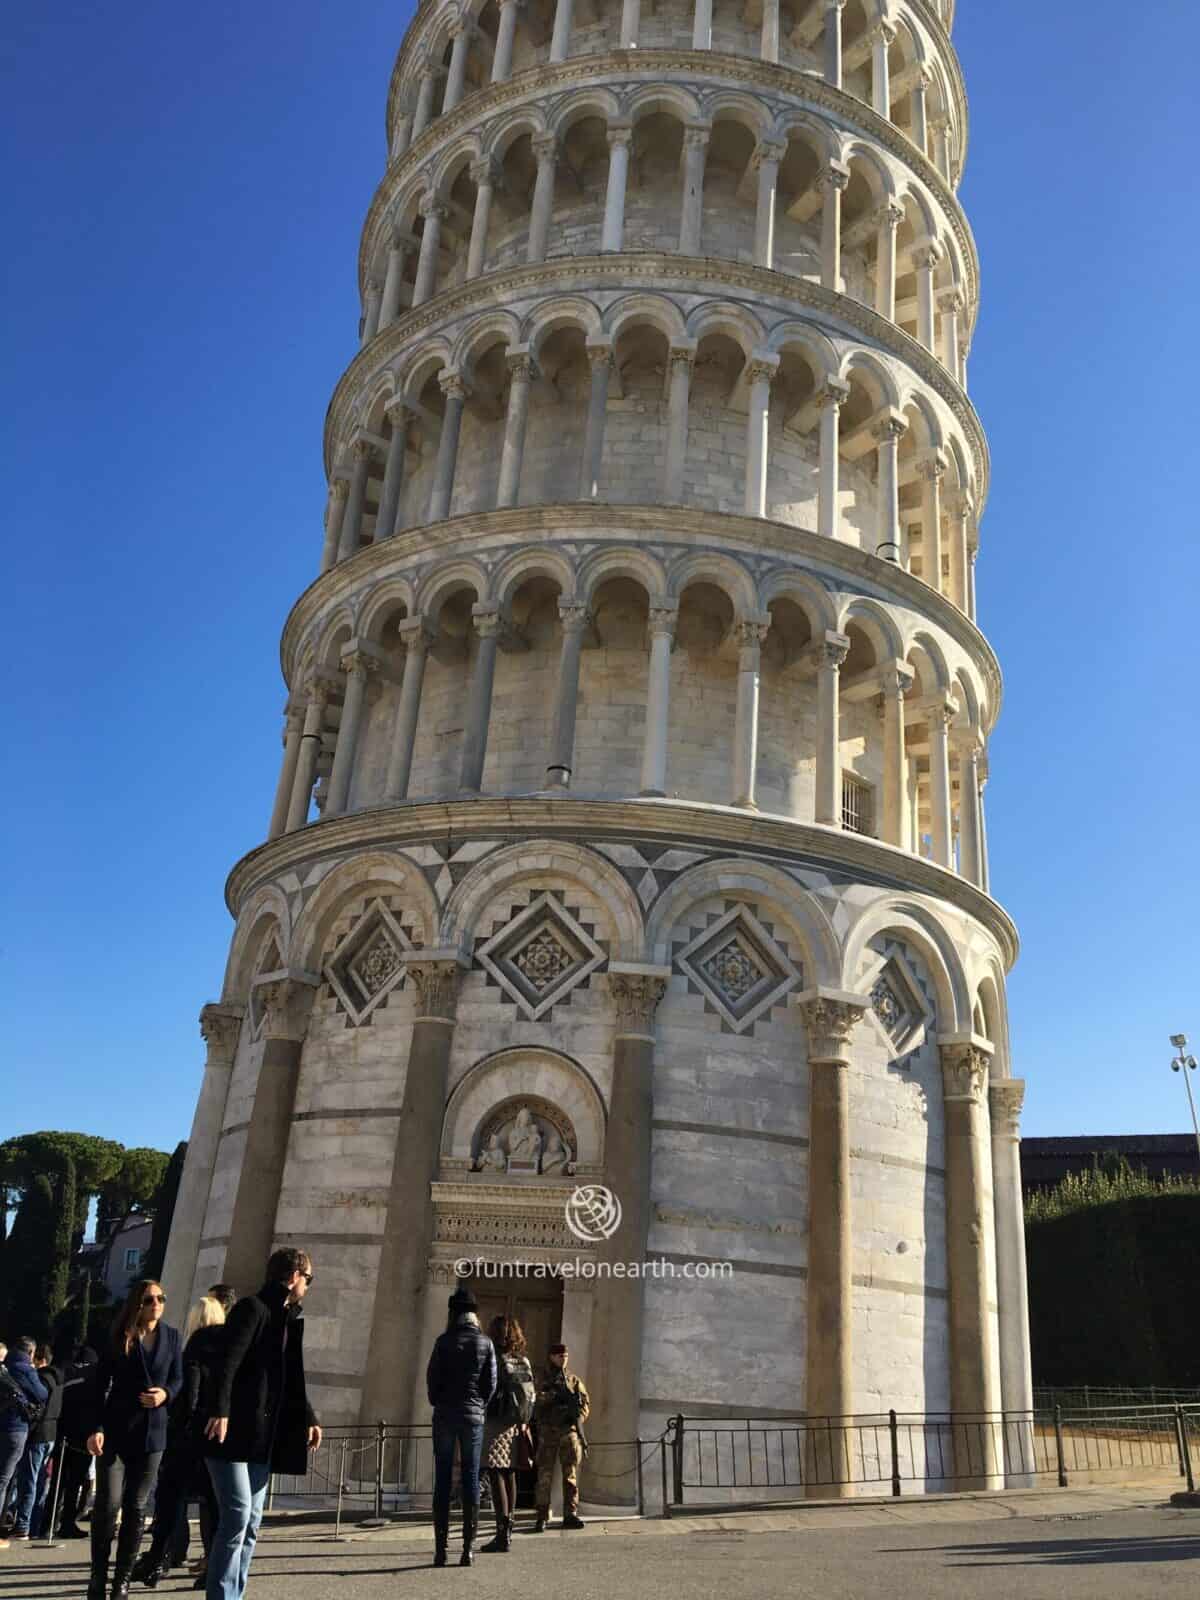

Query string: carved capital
[256,977,318,1043]
[647,605,678,640]
[532,133,558,163]
[880,662,915,698]
[938,287,965,314]
[815,379,851,412]
[407,953,467,1022]
[746,356,778,386]
[940,1039,992,1103]
[341,648,380,680]
[818,630,851,670]
[988,1078,1024,1137]
[351,437,375,463]
[734,617,771,656]
[668,344,696,374]
[607,965,670,1032]
[872,411,908,445]
[606,123,634,150]
[586,341,615,370]
[915,451,948,484]
[199,1003,245,1064]
[874,200,905,232]
[385,397,410,428]
[796,989,869,1062]
[913,242,943,272]
[870,20,897,46]
[420,194,447,221]
[329,477,350,504]
[506,350,536,382]
[470,155,498,188]
[751,138,787,169]
[558,602,592,634]
[682,125,710,152]
[473,609,503,641]
[816,164,850,195]
[439,368,468,402]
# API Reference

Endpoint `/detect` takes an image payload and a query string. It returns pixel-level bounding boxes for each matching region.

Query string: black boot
[481,1508,507,1554]
[433,1507,449,1568]
[460,1504,477,1567]
[131,1545,164,1586]
[502,1516,513,1551]
[533,1509,548,1533]
[111,1511,144,1599]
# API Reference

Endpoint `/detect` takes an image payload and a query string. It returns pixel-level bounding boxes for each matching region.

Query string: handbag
[513,1424,535,1473]
[0,1365,45,1428]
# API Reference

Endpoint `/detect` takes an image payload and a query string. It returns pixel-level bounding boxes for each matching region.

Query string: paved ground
[4,1488,1197,1600]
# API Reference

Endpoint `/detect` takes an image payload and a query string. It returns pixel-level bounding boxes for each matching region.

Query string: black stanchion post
[376,1420,385,1519]
[672,1414,684,1506]
[659,1439,668,1519]
[1175,1405,1195,1492]
[635,1440,644,1517]
[889,1410,901,1498]
[1053,1405,1067,1489]
[36,1439,66,1548]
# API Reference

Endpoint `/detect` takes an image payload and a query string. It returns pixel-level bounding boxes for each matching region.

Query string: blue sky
[2,2,1195,1155]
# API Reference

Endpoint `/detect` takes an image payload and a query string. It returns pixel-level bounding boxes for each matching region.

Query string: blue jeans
[0,1428,28,1522]
[13,1438,51,1534]
[432,1415,483,1526]
[205,1459,270,1600]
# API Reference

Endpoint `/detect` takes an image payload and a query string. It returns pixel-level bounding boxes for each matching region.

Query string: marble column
[319,477,349,575]
[586,965,670,1502]
[428,369,467,522]
[359,954,468,1430]
[873,411,906,555]
[870,22,895,117]
[874,201,903,320]
[460,610,501,792]
[466,157,497,280]
[549,0,574,62]
[379,240,409,331]
[743,355,777,517]
[989,1079,1035,1486]
[880,662,913,849]
[818,166,849,292]
[160,1003,245,1312]
[492,0,520,81]
[662,345,694,503]
[797,990,869,1495]
[267,703,304,841]
[816,380,849,540]
[325,649,378,818]
[947,494,971,612]
[910,68,931,156]
[527,136,558,263]
[824,0,846,87]
[732,619,770,808]
[752,140,785,269]
[222,975,318,1296]
[285,683,331,832]
[939,1037,1000,1481]
[928,695,955,868]
[939,288,964,382]
[375,402,409,542]
[678,127,709,255]
[392,111,414,161]
[601,125,632,252]
[361,279,383,345]
[496,349,534,509]
[412,198,446,308]
[620,0,641,47]
[337,439,374,561]
[814,631,850,826]
[956,736,984,886]
[761,0,780,59]
[579,343,613,499]
[545,604,590,788]
[916,452,946,595]
[932,116,952,181]
[411,66,437,140]
[967,539,978,622]
[640,606,677,795]
[914,243,941,352]
[385,619,434,801]
[978,756,991,893]
[442,21,471,113]
[692,0,713,48]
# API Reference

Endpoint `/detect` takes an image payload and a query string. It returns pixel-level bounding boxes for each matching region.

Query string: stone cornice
[325,254,990,501]
[278,502,1003,726]
[223,796,1019,969]
[366,51,976,322]
[385,15,969,178]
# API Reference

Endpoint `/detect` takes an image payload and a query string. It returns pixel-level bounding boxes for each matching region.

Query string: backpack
[0,1365,45,1428]
[492,1357,535,1430]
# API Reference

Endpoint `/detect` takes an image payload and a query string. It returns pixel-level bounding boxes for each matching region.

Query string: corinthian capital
[939,1037,993,1103]
[199,1002,245,1063]
[796,988,870,1062]
[407,951,468,1022]
[988,1078,1025,1137]
[256,976,318,1043]
[607,964,671,1032]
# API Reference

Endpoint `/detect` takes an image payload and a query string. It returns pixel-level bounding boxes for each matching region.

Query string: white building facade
[164,0,1031,1499]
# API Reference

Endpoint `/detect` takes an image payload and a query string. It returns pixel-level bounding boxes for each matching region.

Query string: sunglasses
[301,1273,314,1286]
[141,1293,165,1306]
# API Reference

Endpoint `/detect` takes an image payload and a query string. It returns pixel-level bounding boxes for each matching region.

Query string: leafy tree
[93,1146,172,1282]
[144,1142,187,1282]
[3,1173,58,1339]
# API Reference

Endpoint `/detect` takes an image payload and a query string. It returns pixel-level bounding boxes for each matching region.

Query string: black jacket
[179,1325,226,1435]
[205,1282,317,1476]
[89,1324,184,1456]
[57,1351,98,1444]
[30,1364,66,1444]
[426,1314,498,1426]
[0,1353,49,1433]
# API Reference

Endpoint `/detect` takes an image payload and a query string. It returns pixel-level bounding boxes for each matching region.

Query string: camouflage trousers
[535,1428,584,1515]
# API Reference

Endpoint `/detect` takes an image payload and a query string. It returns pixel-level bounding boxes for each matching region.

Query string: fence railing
[1034,1385,1200,1412]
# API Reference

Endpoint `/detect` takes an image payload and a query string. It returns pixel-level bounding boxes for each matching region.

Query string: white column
[978,756,991,893]
[818,165,849,292]
[870,22,895,117]
[939,287,964,381]
[285,683,331,832]
[640,606,677,795]
[873,411,906,556]
[816,380,848,540]
[491,0,519,82]
[911,68,931,157]
[379,238,410,330]
[662,346,694,502]
[732,619,769,808]
[914,243,940,351]
[460,611,502,792]
[967,539,978,622]
[385,619,434,801]
[337,439,374,561]
[375,401,409,541]
[550,0,574,62]
[692,0,713,49]
[496,349,535,508]
[814,632,850,825]
[620,0,641,47]
[874,201,902,320]
[428,369,467,522]
[602,124,632,252]
[579,343,612,499]
[412,198,446,307]
[392,111,414,161]
[319,478,349,575]
[546,604,590,787]
[361,279,382,344]
[527,135,558,263]
[761,0,780,61]
[916,452,946,594]
[880,663,913,849]
[267,704,304,840]
[743,355,777,517]
[928,696,954,868]
[752,140,785,269]
[411,67,437,140]
[442,21,471,113]
[326,649,377,818]
[466,157,497,279]
[947,493,971,612]
[957,737,983,885]
[824,0,846,87]
[932,116,952,181]
[989,1079,1035,1487]
[678,127,709,254]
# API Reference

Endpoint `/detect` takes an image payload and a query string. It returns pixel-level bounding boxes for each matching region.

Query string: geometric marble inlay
[869,952,928,1057]
[324,897,414,1026]
[476,891,606,1021]
[675,903,801,1034]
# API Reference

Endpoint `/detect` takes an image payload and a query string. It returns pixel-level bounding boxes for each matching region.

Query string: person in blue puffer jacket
[425,1287,497,1569]
[0,1337,49,1550]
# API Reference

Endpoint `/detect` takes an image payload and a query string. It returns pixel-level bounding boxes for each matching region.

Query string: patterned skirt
[484,1422,519,1469]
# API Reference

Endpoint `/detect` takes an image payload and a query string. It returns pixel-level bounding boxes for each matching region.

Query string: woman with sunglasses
[85,1279,183,1600]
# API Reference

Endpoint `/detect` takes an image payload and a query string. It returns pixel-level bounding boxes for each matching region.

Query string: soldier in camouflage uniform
[533,1342,590,1531]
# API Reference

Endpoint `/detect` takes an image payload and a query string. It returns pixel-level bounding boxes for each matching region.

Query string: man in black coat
[425,1286,497,1568]
[203,1249,321,1600]
[48,1345,97,1538]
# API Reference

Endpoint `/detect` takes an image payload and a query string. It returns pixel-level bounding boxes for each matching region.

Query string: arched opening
[557,113,611,256]
[607,318,672,502]
[685,330,748,515]
[572,574,652,794]
[758,595,817,818]
[408,579,485,799]
[675,579,738,800]
[526,322,593,504]
[483,573,563,792]
[774,132,822,280]
[698,115,757,263]
[625,110,687,252]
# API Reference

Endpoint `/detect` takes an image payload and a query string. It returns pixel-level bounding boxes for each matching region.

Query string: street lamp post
[1169,1033,1200,1167]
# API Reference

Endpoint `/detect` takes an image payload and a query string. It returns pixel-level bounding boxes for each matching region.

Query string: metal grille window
[842,773,875,836]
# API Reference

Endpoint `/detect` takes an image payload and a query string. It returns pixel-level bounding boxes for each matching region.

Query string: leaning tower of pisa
[164,0,1031,1497]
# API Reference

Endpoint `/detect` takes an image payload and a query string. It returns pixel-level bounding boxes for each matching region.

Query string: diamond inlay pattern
[673,902,802,1035]
[477,891,608,1021]
[324,897,417,1027]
